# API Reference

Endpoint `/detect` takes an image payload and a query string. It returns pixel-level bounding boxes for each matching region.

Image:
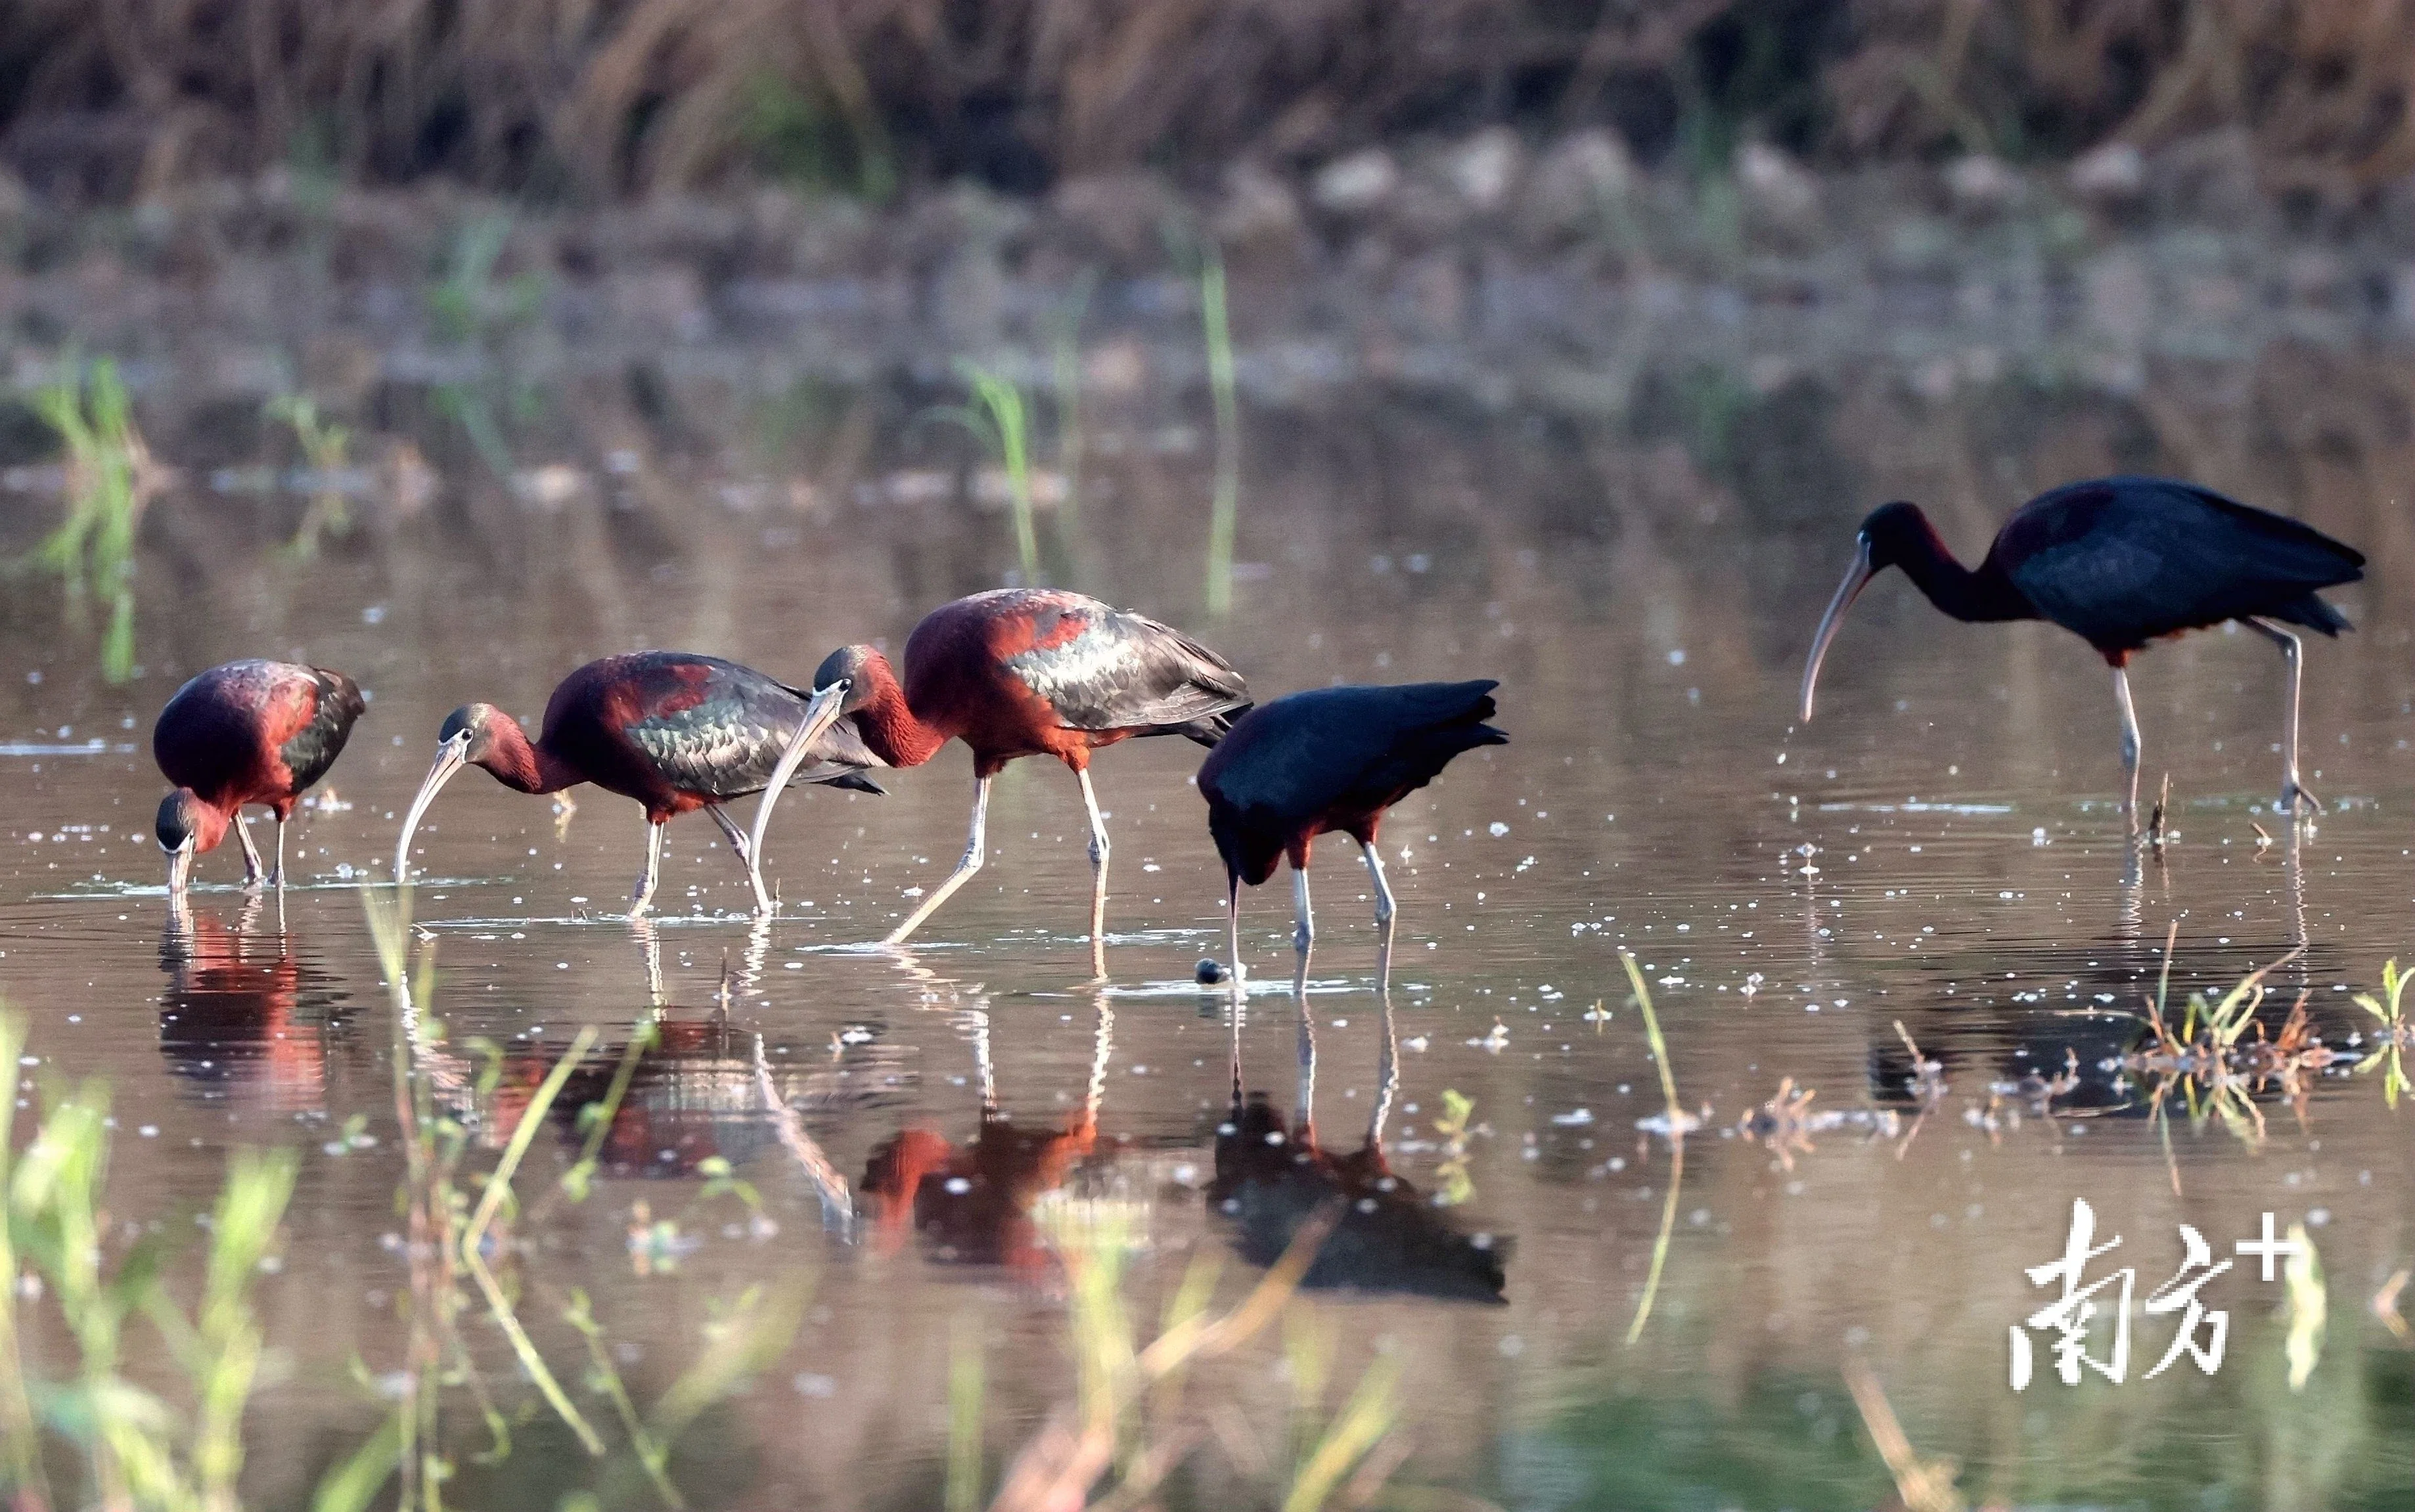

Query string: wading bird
[394,653,863,916]
[1198,681,1505,985]
[1798,477,2364,820]
[805,589,1250,972]
[154,659,365,894]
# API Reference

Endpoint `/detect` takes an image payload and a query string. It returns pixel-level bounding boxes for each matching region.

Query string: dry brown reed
[2,1,2409,204]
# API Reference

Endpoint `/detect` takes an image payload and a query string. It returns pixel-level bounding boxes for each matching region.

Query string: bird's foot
[2280,782,2323,820]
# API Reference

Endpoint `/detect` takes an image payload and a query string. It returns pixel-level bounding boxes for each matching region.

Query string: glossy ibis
[1197,681,1505,985]
[805,589,1250,972]
[1799,477,2364,820]
[154,659,365,894]
[394,652,862,916]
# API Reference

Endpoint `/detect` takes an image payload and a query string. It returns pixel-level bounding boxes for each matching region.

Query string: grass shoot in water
[26,357,150,682]
[266,392,355,560]
[941,359,1041,585]
[1202,250,1240,616]
[0,1009,297,1512]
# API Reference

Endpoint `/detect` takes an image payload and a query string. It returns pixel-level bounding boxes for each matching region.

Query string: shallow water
[2,330,2413,1510]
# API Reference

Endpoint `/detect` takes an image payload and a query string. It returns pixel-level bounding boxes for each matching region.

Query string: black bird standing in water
[1798,476,2364,821]
[1198,681,1505,984]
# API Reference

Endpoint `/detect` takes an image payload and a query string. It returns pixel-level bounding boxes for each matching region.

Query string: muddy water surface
[1,336,2412,1510]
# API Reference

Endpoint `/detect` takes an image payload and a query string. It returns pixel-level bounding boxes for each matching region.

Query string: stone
[1446,127,1523,212]
[1312,149,1399,215]
[1522,129,1635,238]
[2069,141,2144,202]
[1737,143,1818,227]
[1945,154,2023,213]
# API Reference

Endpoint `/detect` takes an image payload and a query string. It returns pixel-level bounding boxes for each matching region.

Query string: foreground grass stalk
[947,360,1039,585]
[0,1014,49,1511]
[947,1312,985,1512]
[1620,950,1686,1346]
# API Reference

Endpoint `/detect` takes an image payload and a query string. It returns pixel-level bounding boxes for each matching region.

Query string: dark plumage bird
[1197,680,1505,983]
[804,589,1250,972]
[154,659,365,893]
[1799,476,2364,819]
[394,652,864,916]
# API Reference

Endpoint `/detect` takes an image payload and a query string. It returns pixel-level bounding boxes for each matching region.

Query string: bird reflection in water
[861,986,1116,1274]
[158,893,344,1115]
[1210,945,1508,1304]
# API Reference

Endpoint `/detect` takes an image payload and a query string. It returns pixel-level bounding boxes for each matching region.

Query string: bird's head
[1854,501,1937,573]
[156,788,223,893]
[437,702,508,765]
[812,646,888,715]
[395,703,512,883]
[1799,502,1933,724]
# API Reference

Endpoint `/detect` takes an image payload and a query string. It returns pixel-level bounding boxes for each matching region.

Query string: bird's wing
[2007,479,2362,645]
[623,659,882,799]
[615,659,813,799]
[1008,604,1251,732]
[277,669,366,792]
[1200,683,1502,821]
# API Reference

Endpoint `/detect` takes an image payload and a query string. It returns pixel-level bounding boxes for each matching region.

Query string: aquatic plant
[1201,250,1240,617]
[0,1010,298,1512]
[937,359,1041,585]
[975,1195,1408,1511]
[2352,958,2412,1109]
[266,392,355,560]
[24,357,155,682]
[1619,950,1690,1346]
[428,214,546,480]
[337,889,808,1510]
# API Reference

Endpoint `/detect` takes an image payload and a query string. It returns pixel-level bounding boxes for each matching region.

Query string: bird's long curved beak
[395,733,471,883]
[746,678,853,869]
[163,836,194,896]
[1799,538,1876,723]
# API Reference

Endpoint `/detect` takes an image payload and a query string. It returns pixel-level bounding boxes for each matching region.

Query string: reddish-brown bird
[803,589,1250,971]
[393,652,860,916]
[1198,681,1504,985]
[154,659,365,894]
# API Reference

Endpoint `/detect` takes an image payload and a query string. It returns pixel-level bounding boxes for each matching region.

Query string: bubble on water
[1488,821,1509,837]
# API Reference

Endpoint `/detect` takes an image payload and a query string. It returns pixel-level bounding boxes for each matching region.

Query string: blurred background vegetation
[0,0,2408,211]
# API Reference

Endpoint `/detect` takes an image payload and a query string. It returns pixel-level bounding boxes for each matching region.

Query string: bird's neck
[1896,523,2035,624]
[850,653,950,768]
[478,717,585,794]
[189,799,233,856]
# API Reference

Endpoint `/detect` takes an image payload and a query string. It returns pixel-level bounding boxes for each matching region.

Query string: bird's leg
[2111,665,2142,828]
[1077,767,1111,978]
[2247,618,2320,817]
[1359,838,1397,991]
[707,804,773,914]
[1291,864,1315,956]
[234,813,266,891]
[1225,873,1246,1000]
[630,820,666,919]
[885,775,991,946]
[270,816,288,891]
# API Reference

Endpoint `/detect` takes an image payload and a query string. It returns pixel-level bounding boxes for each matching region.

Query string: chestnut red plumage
[153,658,364,894]
[802,588,1250,973]
[393,651,863,916]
